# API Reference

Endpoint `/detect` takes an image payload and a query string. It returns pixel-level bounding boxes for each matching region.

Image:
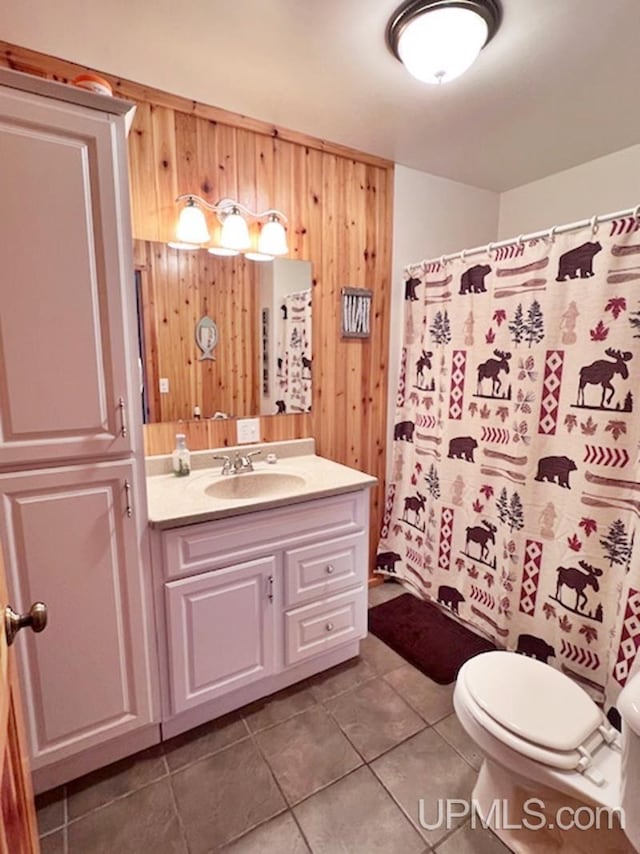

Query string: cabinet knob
[325,565,334,575]
[5,602,48,647]
[325,622,334,632]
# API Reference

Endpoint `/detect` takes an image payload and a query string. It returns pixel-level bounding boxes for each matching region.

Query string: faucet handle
[213,454,231,474]
[246,450,262,459]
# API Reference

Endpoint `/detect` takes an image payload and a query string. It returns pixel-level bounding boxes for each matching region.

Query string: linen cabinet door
[0,461,156,771]
[165,558,277,714]
[0,84,134,466]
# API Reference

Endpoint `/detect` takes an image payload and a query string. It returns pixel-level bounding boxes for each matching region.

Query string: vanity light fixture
[386,0,501,85]
[171,194,289,261]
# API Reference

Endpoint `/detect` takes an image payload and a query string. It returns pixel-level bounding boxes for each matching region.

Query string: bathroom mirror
[134,240,312,423]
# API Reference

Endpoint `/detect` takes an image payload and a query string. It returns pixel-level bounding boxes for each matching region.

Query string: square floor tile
[359,634,407,675]
[40,830,66,854]
[294,765,425,853]
[434,713,484,770]
[371,727,477,847]
[67,744,167,820]
[171,737,285,852]
[67,778,186,854]
[242,682,317,733]
[163,711,249,772]
[255,705,362,805]
[221,811,309,853]
[435,819,511,853]
[368,581,405,609]
[325,678,425,761]
[35,786,65,835]
[384,664,454,724]
[307,657,375,703]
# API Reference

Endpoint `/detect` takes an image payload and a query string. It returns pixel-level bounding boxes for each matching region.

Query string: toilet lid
[463,651,603,752]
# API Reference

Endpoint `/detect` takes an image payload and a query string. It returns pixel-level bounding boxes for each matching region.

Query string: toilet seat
[459,652,620,784]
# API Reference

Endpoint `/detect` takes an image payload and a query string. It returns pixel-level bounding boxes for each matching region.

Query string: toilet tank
[618,667,640,850]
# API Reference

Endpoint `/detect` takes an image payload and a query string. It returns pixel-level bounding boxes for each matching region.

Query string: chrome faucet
[213,450,261,475]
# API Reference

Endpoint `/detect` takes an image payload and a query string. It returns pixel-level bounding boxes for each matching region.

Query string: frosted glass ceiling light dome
[387,0,501,85]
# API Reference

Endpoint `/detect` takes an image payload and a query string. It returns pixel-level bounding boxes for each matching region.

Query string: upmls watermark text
[419,798,624,832]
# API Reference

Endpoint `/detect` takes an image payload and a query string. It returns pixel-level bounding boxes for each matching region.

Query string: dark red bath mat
[368,592,497,684]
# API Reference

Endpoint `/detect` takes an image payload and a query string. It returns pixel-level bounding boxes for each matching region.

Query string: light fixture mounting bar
[175,194,288,224]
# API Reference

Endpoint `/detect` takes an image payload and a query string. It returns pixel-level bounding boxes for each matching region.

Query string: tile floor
[36,581,510,854]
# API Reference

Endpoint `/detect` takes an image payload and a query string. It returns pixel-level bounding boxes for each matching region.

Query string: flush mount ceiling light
[386,0,501,85]
[170,195,289,261]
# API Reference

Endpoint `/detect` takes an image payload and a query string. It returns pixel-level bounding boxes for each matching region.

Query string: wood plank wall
[134,240,260,423]
[0,42,394,573]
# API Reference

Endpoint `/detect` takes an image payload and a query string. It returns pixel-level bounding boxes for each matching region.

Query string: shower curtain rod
[411,202,640,272]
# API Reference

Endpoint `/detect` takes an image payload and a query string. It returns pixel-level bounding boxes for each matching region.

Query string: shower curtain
[276,289,312,413]
[377,213,640,710]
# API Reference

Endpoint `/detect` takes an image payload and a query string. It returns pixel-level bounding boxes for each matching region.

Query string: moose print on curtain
[275,290,312,413]
[378,215,640,711]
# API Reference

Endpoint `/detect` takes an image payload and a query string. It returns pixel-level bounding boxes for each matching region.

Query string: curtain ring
[460,249,466,263]
[590,215,599,235]
[440,255,447,267]
[487,242,495,257]
[548,225,557,243]
[633,204,640,223]
[517,234,524,246]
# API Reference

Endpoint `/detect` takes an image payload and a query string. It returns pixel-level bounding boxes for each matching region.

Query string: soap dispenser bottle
[172,433,191,477]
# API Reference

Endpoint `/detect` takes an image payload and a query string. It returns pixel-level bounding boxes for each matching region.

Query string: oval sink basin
[205,471,306,500]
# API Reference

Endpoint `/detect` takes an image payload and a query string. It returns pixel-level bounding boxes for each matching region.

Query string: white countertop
[146,448,377,529]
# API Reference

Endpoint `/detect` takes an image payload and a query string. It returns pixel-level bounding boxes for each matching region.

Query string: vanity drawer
[161,491,367,579]
[284,534,364,607]
[284,587,366,666]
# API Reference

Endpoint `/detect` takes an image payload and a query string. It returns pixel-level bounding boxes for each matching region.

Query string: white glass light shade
[168,241,201,251]
[175,201,210,244]
[208,246,240,256]
[258,217,288,256]
[245,252,274,262]
[397,7,488,84]
[220,209,251,251]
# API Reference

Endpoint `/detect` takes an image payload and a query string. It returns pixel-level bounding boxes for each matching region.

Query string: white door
[0,461,155,772]
[0,536,41,854]
[165,557,277,714]
[0,83,134,466]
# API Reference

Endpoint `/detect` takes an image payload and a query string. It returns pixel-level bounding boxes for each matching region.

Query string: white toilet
[454,650,640,852]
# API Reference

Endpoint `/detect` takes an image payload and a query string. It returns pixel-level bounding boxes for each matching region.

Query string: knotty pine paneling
[0,42,393,572]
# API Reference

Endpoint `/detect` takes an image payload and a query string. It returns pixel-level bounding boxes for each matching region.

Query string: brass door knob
[5,602,48,647]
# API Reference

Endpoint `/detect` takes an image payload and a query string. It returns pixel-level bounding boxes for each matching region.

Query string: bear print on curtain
[378,215,640,710]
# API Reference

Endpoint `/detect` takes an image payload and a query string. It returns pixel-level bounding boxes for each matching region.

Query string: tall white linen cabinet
[0,68,159,792]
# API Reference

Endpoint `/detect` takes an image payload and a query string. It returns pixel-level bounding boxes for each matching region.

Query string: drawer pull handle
[325,622,334,632]
[267,575,274,602]
[326,565,335,575]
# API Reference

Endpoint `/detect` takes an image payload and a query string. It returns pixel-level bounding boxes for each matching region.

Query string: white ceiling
[5,0,640,190]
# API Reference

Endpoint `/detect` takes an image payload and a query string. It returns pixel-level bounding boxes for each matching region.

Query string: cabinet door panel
[0,462,154,769]
[0,86,132,465]
[166,558,276,714]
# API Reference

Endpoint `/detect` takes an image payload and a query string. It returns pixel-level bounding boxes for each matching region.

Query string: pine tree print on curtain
[378,220,640,710]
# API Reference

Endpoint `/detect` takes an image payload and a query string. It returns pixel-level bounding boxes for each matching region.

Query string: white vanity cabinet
[154,488,370,736]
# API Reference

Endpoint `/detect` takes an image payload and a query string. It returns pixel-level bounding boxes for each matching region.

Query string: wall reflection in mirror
[134,240,312,423]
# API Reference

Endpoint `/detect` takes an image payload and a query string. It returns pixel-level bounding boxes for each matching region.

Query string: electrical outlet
[159,377,169,394]
[237,418,260,444]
